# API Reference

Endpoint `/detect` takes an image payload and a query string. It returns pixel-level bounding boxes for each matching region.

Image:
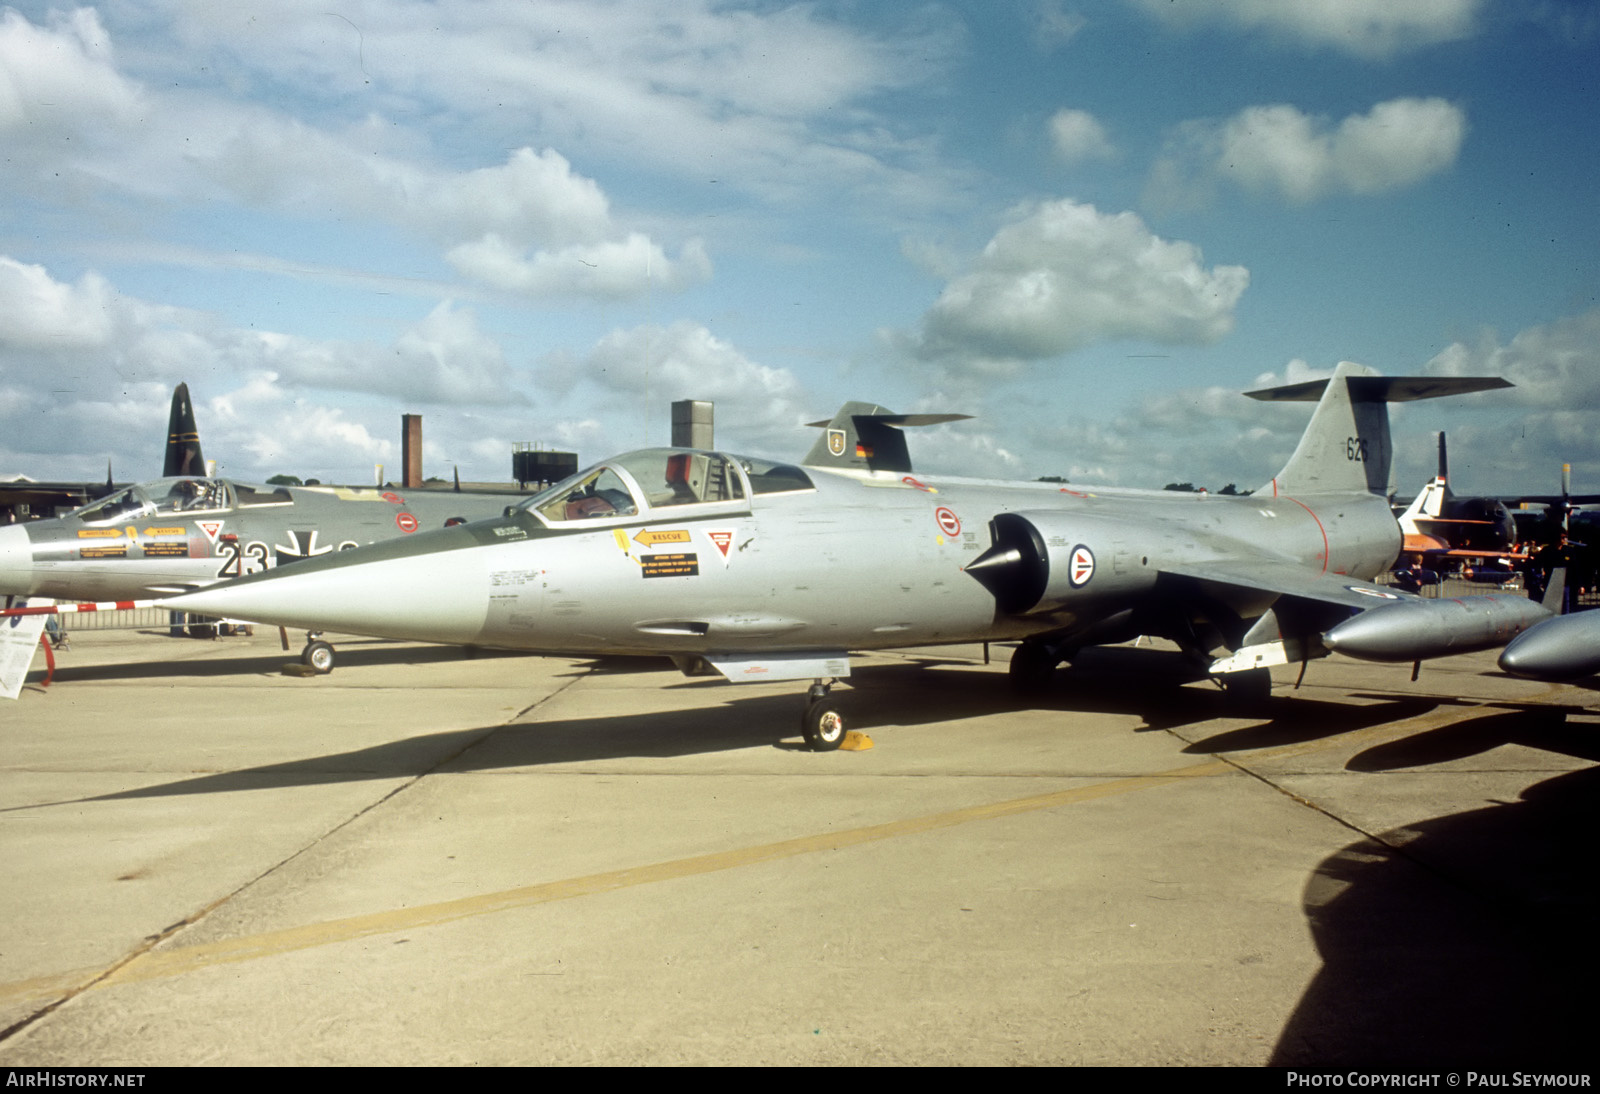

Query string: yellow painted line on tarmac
[0,698,1482,1004]
[2,757,1232,1002]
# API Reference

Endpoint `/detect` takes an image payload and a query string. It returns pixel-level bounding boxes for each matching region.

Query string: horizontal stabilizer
[1246,375,1510,403]
[1253,365,1511,497]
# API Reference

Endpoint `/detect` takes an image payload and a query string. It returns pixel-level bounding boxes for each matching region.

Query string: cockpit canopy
[70,478,293,523]
[516,448,813,526]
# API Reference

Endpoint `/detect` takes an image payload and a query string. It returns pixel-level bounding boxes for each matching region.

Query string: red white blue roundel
[1069,544,1095,587]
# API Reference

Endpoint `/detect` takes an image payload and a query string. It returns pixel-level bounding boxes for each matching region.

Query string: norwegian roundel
[1068,544,1095,587]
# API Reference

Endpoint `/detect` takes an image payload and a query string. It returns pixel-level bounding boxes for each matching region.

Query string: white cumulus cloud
[1154,98,1466,205]
[549,321,810,451]
[1049,109,1116,164]
[0,7,142,134]
[0,258,118,350]
[908,200,1249,372]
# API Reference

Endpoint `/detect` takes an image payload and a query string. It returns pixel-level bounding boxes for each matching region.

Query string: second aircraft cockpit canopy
[70,478,293,524]
[516,448,814,527]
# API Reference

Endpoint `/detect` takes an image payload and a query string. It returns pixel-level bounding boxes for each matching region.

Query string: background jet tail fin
[802,402,970,474]
[1247,366,1509,498]
[163,382,206,478]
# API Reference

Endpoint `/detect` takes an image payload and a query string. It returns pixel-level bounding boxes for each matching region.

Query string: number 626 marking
[1345,436,1369,462]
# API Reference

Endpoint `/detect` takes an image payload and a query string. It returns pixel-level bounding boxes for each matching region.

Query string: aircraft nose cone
[0,523,34,597]
[167,540,493,644]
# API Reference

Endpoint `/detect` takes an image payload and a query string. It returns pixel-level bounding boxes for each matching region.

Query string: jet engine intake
[964,511,1155,616]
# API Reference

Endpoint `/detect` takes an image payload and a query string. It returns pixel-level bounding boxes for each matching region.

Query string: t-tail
[1247,364,1509,498]
[802,402,970,474]
[163,382,206,478]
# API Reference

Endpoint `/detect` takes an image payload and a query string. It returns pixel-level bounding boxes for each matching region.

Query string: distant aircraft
[0,386,522,662]
[0,383,203,520]
[1397,436,1600,568]
[164,364,1545,749]
[1396,433,1521,562]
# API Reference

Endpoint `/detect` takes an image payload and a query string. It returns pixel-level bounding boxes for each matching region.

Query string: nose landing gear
[800,679,847,751]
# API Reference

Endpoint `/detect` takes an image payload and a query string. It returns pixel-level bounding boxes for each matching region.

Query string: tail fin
[1247,364,1508,497]
[802,402,970,474]
[163,383,206,477]
[1397,432,1453,534]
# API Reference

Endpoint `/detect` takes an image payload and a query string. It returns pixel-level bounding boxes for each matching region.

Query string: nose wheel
[301,636,335,674]
[800,680,846,751]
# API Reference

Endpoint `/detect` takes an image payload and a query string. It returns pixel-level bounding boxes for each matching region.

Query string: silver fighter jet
[165,363,1542,749]
[0,477,518,605]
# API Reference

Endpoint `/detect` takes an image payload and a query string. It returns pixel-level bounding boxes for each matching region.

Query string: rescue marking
[1069,544,1095,587]
[395,512,420,534]
[901,476,936,493]
[633,528,692,548]
[381,491,404,504]
[934,506,961,537]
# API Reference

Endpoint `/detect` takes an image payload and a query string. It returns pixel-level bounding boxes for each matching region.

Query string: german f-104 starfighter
[165,363,1545,749]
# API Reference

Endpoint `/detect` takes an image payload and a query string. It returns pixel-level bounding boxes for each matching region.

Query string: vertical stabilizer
[802,403,970,474]
[163,383,205,477]
[1249,362,1389,496]
[1247,366,1509,498]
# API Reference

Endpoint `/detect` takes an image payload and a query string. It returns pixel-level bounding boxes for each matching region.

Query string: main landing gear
[800,679,847,751]
[1008,640,1063,695]
[1217,666,1272,709]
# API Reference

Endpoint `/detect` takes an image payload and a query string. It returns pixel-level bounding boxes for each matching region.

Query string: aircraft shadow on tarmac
[16,645,1473,812]
[30,639,536,683]
[1271,764,1599,1066]
[1345,704,1600,771]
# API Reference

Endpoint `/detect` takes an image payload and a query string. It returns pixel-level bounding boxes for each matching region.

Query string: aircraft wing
[1159,558,1413,618]
[1159,558,1548,670]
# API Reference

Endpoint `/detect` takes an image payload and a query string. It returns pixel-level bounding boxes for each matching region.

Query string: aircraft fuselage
[163,456,1401,659]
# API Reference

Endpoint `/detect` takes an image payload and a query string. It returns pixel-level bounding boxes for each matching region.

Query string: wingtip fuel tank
[1322,594,1550,663]
[1497,610,1600,680]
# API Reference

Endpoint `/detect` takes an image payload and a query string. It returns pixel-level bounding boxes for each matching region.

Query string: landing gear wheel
[302,639,335,675]
[1008,642,1058,695]
[801,700,846,751]
[1221,667,1271,708]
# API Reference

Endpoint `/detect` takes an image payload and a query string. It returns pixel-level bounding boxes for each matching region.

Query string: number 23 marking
[218,541,269,578]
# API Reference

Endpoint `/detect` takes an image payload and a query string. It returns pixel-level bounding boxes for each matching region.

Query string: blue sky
[1,0,1596,496]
